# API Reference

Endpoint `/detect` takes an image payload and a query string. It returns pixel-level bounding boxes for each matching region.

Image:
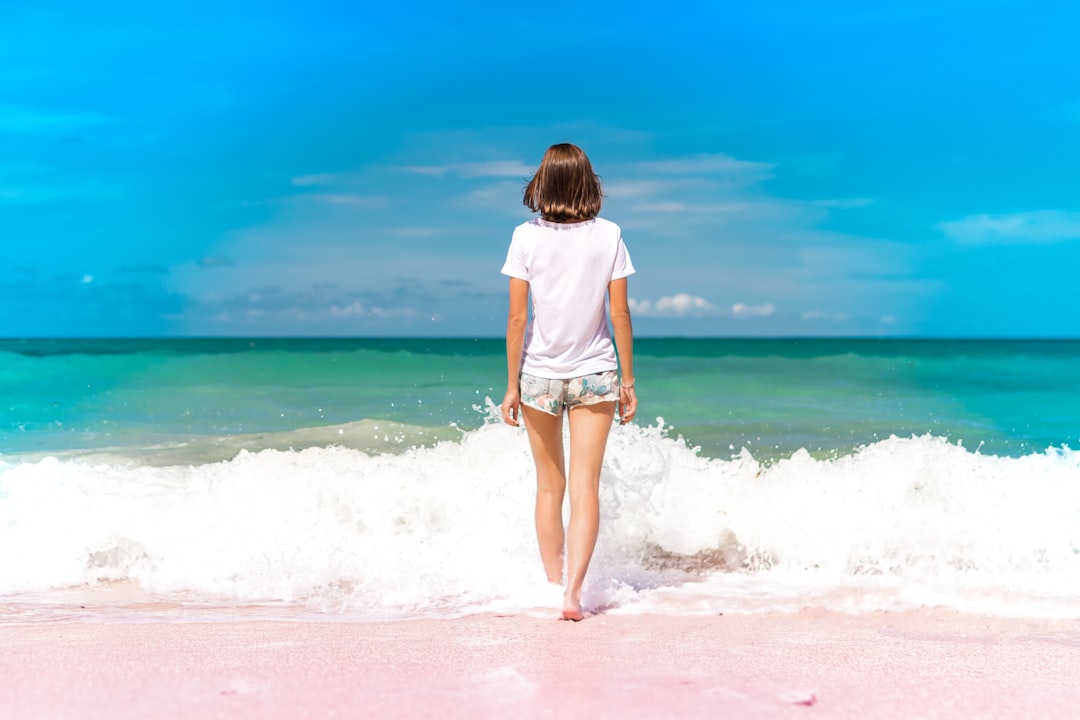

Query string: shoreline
[3,609,1078,719]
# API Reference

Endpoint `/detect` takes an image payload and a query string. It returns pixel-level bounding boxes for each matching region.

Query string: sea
[1,337,1079,621]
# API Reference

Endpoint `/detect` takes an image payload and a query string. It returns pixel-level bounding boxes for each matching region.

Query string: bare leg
[563,401,617,620]
[521,406,566,584]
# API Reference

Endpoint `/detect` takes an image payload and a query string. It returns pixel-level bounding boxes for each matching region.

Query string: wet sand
[2,610,1078,719]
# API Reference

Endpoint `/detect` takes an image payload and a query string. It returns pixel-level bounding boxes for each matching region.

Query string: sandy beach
[2,610,1078,719]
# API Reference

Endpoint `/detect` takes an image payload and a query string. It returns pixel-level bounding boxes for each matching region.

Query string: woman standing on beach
[500,143,637,621]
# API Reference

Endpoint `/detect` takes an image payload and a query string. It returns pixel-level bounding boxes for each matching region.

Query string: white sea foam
[2,406,1079,619]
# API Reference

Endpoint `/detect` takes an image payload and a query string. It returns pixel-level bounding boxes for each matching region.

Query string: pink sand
[2,610,1079,719]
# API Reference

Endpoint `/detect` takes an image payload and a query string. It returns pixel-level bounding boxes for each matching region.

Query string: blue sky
[2,0,1078,337]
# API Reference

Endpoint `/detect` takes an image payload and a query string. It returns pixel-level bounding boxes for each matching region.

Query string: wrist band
[621,380,635,390]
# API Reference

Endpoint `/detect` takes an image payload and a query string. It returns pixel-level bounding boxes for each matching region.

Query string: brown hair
[523,143,603,223]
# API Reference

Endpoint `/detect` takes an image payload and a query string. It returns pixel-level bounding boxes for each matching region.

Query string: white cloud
[183,284,428,333]
[731,302,775,318]
[699,201,771,216]
[630,293,719,317]
[327,301,419,321]
[630,295,778,320]
[637,154,774,181]
[307,193,385,207]
[401,165,448,178]
[638,202,687,213]
[938,210,1080,245]
[330,301,364,316]
[386,226,438,238]
[458,161,533,178]
[178,126,913,336]
[368,305,418,318]
[802,310,851,322]
[270,187,390,210]
[291,173,338,186]
[811,198,874,209]
[603,180,675,200]
[603,151,838,234]
[462,180,523,208]
[293,159,530,190]
[402,160,532,179]
[197,255,236,268]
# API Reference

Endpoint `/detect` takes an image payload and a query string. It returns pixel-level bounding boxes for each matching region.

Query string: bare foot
[561,597,585,622]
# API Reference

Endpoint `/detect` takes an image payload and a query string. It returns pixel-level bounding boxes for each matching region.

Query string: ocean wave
[2,419,463,467]
[2,408,1079,618]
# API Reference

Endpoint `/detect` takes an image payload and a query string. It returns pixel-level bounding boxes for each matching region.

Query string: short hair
[523,143,603,222]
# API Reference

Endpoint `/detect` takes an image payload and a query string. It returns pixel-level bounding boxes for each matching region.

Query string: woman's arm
[608,277,636,424]
[501,278,530,426]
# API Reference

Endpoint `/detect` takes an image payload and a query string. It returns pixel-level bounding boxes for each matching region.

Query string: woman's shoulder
[592,216,621,233]
[510,218,540,245]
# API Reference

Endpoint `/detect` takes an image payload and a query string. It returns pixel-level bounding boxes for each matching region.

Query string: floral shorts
[519,370,619,415]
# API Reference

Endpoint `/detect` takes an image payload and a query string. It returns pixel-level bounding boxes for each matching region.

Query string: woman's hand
[501,388,521,426]
[618,383,637,425]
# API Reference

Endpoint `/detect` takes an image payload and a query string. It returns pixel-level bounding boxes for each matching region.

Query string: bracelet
[621,380,635,390]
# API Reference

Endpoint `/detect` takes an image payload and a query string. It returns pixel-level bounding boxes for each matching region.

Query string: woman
[500,143,636,621]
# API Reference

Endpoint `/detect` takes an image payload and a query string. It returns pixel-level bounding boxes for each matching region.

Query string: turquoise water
[3,337,1080,618]
[2,338,1078,460]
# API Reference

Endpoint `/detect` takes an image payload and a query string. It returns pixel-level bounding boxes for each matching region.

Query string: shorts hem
[520,396,562,416]
[570,394,618,408]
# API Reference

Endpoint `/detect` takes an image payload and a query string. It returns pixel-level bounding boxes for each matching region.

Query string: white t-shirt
[500,216,635,379]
